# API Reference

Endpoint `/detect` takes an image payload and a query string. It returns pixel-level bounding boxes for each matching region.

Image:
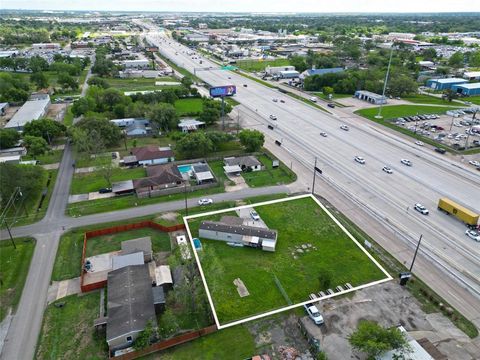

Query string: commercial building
[122,59,150,69]
[451,83,480,96]
[300,67,344,79]
[354,90,387,105]
[265,65,295,76]
[279,70,300,79]
[426,78,468,91]
[5,95,50,131]
[32,43,61,50]
[463,71,480,81]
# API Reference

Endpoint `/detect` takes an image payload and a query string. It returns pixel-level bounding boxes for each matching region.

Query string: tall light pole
[312,157,322,194]
[375,45,395,119]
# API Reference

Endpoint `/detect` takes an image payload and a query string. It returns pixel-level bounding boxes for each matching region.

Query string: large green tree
[348,321,409,359]
[0,163,45,207]
[30,71,49,90]
[239,129,265,152]
[448,51,464,68]
[23,135,49,157]
[76,116,122,147]
[149,103,178,133]
[0,129,21,149]
[23,118,66,143]
[176,131,213,158]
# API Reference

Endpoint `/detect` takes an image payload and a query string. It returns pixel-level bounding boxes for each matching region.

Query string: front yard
[70,167,146,194]
[242,154,296,187]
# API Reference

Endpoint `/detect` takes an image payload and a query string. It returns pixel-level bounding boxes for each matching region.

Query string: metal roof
[154,265,173,286]
[5,96,50,130]
[453,82,480,89]
[200,220,277,240]
[112,180,134,193]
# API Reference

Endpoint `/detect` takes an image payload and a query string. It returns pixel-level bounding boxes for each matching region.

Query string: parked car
[340,125,349,131]
[198,198,213,205]
[354,156,366,164]
[269,114,277,120]
[304,304,324,325]
[468,160,479,166]
[382,166,393,174]
[465,229,480,242]
[401,159,412,166]
[98,188,112,194]
[250,210,260,221]
[414,203,429,215]
[320,132,328,137]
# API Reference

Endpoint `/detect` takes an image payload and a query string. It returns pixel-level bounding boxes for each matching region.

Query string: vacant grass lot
[70,167,146,194]
[242,154,296,187]
[189,196,387,323]
[35,292,108,360]
[0,238,35,321]
[356,104,461,121]
[23,149,63,164]
[236,59,290,72]
[105,76,178,92]
[174,98,203,115]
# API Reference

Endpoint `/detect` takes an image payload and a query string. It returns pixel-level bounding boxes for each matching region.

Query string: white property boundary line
[183,193,393,329]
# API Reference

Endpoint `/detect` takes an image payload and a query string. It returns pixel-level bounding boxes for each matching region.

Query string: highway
[144,28,480,301]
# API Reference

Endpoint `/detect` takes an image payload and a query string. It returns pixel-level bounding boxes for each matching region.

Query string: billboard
[210,85,236,98]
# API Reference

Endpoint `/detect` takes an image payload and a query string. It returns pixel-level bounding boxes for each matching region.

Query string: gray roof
[224,156,261,168]
[123,155,138,164]
[200,221,277,239]
[152,286,165,305]
[112,180,134,193]
[5,96,50,130]
[106,265,157,343]
[112,252,144,270]
[192,163,210,173]
[121,237,152,256]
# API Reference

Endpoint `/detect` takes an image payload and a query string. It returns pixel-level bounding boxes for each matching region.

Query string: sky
[1,0,479,13]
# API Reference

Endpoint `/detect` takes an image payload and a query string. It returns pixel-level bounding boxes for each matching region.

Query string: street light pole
[312,157,317,194]
[375,45,394,119]
[184,182,188,216]
[409,234,423,272]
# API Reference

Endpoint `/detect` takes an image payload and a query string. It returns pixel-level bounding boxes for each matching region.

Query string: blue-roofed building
[300,67,344,79]
[426,78,468,91]
[451,82,480,96]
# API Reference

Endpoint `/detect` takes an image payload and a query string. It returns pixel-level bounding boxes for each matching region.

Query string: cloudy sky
[1,0,479,13]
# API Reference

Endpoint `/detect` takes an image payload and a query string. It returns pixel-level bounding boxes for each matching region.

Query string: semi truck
[437,198,479,228]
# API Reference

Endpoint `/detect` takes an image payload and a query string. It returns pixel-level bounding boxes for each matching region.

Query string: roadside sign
[209,85,237,98]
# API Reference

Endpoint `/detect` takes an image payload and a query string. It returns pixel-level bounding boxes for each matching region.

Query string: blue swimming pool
[177,164,193,174]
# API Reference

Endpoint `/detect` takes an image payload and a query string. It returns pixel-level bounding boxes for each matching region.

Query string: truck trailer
[437,198,479,228]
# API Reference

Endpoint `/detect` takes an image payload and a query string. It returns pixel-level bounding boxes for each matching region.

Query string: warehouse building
[279,70,300,79]
[451,83,480,96]
[122,59,150,69]
[265,65,295,76]
[300,67,344,79]
[354,90,387,105]
[426,78,468,91]
[5,95,50,131]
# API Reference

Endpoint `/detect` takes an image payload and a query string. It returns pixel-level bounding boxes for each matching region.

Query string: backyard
[0,238,35,321]
[236,58,291,72]
[70,167,147,194]
[187,196,388,324]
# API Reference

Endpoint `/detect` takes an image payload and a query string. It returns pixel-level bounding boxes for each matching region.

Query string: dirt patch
[154,251,171,265]
[156,212,181,224]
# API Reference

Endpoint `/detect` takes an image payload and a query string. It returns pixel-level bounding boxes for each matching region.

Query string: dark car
[98,188,112,194]
[434,148,446,154]
[243,84,248,87]
[327,103,335,108]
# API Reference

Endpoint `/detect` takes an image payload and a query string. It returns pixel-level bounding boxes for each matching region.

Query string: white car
[310,97,317,102]
[465,229,480,242]
[354,156,365,164]
[320,132,328,137]
[414,203,429,215]
[304,304,324,325]
[198,198,213,205]
[401,159,412,166]
[468,160,479,166]
[415,141,424,146]
[269,114,277,120]
[340,125,349,131]
[382,166,393,174]
[250,210,260,221]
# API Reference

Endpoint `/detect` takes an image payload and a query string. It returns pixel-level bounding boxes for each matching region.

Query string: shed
[154,265,173,290]
[121,237,153,262]
[152,286,166,313]
[178,119,205,133]
[112,252,144,270]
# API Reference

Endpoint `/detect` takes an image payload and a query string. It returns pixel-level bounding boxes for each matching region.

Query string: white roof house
[5,95,50,131]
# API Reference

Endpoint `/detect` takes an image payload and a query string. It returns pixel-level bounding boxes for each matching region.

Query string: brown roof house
[106,264,157,354]
[130,145,174,166]
[133,163,184,196]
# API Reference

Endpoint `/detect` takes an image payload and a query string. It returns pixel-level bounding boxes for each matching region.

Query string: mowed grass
[70,167,146,194]
[402,94,462,106]
[236,58,291,72]
[466,96,480,105]
[105,76,178,91]
[141,325,255,360]
[35,292,108,360]
[356,104,461,121]
[189,196,387,323]
[242,154,296,187]
[0,238,35,321]
[174,98,204,115]
[23,149,63,164]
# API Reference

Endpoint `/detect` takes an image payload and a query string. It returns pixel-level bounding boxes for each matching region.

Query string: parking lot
[391,107,480,152]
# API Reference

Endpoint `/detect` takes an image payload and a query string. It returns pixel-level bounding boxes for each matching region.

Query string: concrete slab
[68,194,89,204]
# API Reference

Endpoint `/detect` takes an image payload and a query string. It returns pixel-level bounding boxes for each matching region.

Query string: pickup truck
[304,303,324,325]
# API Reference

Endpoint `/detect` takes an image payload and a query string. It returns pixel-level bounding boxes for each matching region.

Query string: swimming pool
[177,164,193,174]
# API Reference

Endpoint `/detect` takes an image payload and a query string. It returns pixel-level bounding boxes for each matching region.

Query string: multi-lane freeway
[144,27,480,303]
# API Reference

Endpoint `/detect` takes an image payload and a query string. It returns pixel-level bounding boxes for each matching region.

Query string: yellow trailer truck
[437,198,479,228]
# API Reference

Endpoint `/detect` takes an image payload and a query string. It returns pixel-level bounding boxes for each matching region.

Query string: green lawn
[402,94,462,106]
[0,238,35,321]
[236,59,291,72]
[189,196,387,324]
[63,106,74,127]
[22,149,63,164]
[466,96,480,105]
[105,77,179,92]
[35,292,108,360]
[241,154,296,187]
[174,98,204,115]
[356,104,462,121]
[141,325,255,360]
[70,167,147,194]
[85,228,171,257]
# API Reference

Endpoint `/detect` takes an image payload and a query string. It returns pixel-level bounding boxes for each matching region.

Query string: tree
[289,55,308,73]
[23,118,66,143]
[96,157,114,187]
[388,75,418,97]
[448,51,464,68]
[76,116,122,147]
[198,106,221,126]
[176,131,213,158]
[318,268,333,290]
[468,50,480,67]
[87,76,110,89]
[443,89,458,102]
[205,131,234,151]
[28,55,49,72]
[0,163,45,207]
[322,86,334,97]
[71,97,94,117]
[0,129,21,149]
[30,71,49,89]
[181,76,193,89]
[149,103,178,133]
[57,72,78,91]
[348,321,409,359]
[23,135,49,157]
[158,309,180,338]
[239,129,264,152]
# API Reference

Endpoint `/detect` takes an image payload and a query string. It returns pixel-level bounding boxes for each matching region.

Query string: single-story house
[300,67,344,80]
[123,155,139,167]
[112,180,135,195]
[192,163,215,184]
[125,123,149,136]
[0,146,27,157]
[199,218,278,252]
[178,119,206,133]
[133,163,184,194]
[112,252,144,271]
[224,156,262,172]
[121,237,153,263]
[426,78,468,91]
[130,146,174,166]
[354,90,387,105]
[0,102,9,116]
[106,265,157,353]
[110,118,151,136]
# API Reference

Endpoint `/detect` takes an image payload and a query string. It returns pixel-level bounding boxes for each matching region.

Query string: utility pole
[221,96,225,130]
[184,182,188,216]
[311,157,322,194]
[375,45,394,119]
[409,234,423,272]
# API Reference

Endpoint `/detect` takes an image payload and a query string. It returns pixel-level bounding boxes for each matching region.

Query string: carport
[223,165,242,175]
